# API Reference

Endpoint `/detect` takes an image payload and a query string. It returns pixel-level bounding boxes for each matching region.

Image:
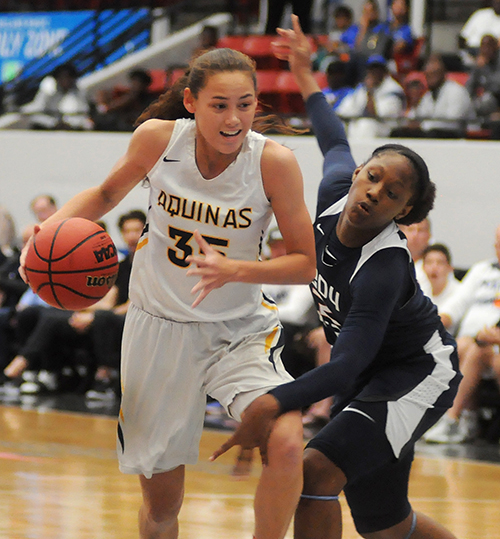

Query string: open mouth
[358,201,370,214]
[220,129,242,137]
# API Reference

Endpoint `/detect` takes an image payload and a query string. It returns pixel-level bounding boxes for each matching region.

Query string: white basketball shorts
[117,302,293,478]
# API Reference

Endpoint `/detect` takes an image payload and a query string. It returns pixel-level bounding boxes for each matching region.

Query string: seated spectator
[466,34,500,128]
[350,0,393,83]
[320,56,353,110]
[386,0,414,57]
[93,69,156,132]
[424,224,500,444]
[312,5,358,70]
[0,206,17,266]
[421,243,461,314]
[398,217,432,289]
[327,4,358,51]
[401,71,427,116]
[1,210,145,396]
[336,54,405,138]
[191,24,219,58]
[21,63,93,131]
[391,53,476,138]
[459,0,500,66]
[30,194,58,223]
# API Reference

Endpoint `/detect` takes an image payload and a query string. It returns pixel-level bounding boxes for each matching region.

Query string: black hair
[52,63,78,79]
[118,209,147,230]
[422,243,452,264]
[370,144,436,225]
[129,69,152,87]
[333,5,353,19]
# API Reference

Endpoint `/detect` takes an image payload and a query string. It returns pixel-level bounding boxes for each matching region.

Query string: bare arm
[38,119,173,229]
[20,119,174,280]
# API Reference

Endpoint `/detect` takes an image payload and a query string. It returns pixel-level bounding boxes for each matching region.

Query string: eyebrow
[211,93,254,101]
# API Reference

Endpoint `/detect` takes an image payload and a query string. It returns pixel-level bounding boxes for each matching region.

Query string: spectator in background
[391,53,476,138]
[421,243,461,313]
[402,71,427,116]
[459,0,500,66]
[321,56,353,110]
[191,25,219,58]
[350,0,393,83]
[30,194,58,223]
[336,54,405,138]
[265,0,314,34]
[386,0,414,57]
[312,5,358,70]
[398,218,431,289]
[93,69,156,132]
[466,34,500,130]
[424,224,500,444]
[21,63,93,131]
[0,207,17,265]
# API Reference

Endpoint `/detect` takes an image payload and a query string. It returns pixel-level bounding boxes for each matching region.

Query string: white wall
[0,129,498,269]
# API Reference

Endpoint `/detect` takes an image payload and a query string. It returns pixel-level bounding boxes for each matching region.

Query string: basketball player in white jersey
[20,48,316,539]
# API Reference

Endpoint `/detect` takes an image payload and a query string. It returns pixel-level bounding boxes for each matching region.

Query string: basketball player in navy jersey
[212,16,461,539]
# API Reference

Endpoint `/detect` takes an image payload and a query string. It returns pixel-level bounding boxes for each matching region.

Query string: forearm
[232,253,315,285]
[39,186,120,230]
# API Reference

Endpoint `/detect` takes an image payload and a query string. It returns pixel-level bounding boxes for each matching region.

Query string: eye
[212,102,227,110]
[367,171,376,182]
[387,190,398,200]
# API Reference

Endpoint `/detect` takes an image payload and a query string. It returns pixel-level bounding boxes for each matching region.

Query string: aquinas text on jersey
[157,190,252,229]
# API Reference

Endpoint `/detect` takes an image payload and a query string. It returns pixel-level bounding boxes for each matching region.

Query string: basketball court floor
[1,392,499,539]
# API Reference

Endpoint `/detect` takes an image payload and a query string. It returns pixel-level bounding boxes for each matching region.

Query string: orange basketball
[25,218,119,310]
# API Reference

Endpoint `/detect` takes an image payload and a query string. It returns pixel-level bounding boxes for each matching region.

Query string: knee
[142,490,183,524]
[267,412,304,470]
[302,448,346,495]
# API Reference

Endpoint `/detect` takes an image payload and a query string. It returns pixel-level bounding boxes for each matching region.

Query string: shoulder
[261,138,299,172]
[125,119,177,173]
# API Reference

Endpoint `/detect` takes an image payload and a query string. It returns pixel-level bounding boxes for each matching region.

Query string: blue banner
[0,10,150,83]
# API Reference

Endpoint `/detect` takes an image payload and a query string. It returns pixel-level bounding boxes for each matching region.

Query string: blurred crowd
[3,1,500,139]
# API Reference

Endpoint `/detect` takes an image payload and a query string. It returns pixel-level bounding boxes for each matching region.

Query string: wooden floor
[1,405,500,539]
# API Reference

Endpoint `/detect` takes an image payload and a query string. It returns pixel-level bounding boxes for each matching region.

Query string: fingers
[192,229,213,255]
[209,437,237,462]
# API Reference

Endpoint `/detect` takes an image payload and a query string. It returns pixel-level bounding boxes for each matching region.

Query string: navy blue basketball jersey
[270,92,460,416]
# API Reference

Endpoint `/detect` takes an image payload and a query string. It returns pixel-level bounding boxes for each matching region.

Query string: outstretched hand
[18,225,40,284]
[210,394,281,466]
[186,230,237,308]
[272,14,314,73]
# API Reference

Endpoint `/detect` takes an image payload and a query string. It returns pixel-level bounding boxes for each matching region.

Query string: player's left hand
[186,230,238,308]
[210,394,281,466]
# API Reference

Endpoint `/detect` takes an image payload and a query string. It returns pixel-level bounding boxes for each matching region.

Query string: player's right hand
[210,394,281,466]
[19,225,40,284]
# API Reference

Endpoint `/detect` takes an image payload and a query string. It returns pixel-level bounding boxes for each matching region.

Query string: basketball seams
[25,217,119,310]
[37,282,108,301]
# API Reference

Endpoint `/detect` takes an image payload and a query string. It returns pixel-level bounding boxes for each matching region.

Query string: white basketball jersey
[129,118,274,322]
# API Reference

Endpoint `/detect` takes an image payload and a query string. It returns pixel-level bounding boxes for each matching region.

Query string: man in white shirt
[393,54,476,138]
[336,54,405,138]
[460,0,500,51]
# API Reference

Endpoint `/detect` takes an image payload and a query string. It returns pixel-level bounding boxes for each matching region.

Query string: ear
[351,164,364,182]
[183,87,196,114]
[395,204,413,221]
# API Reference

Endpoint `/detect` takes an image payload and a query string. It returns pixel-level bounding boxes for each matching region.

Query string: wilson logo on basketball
[93,244,117,263]
[86,275,117,287]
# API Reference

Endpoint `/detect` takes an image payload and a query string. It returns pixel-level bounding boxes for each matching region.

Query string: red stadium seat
[242,35,281,70]
[255,70,281,111]
[217,36,247,52]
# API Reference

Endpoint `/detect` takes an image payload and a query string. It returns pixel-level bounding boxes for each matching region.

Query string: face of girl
[184,70,258,157]
[344,152,415,232]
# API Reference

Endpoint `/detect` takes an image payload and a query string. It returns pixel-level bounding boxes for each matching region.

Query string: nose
[366,184,381,203]
[225,107,239,126]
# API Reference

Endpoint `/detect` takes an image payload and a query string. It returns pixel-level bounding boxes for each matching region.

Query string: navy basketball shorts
[306,399,447,534]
